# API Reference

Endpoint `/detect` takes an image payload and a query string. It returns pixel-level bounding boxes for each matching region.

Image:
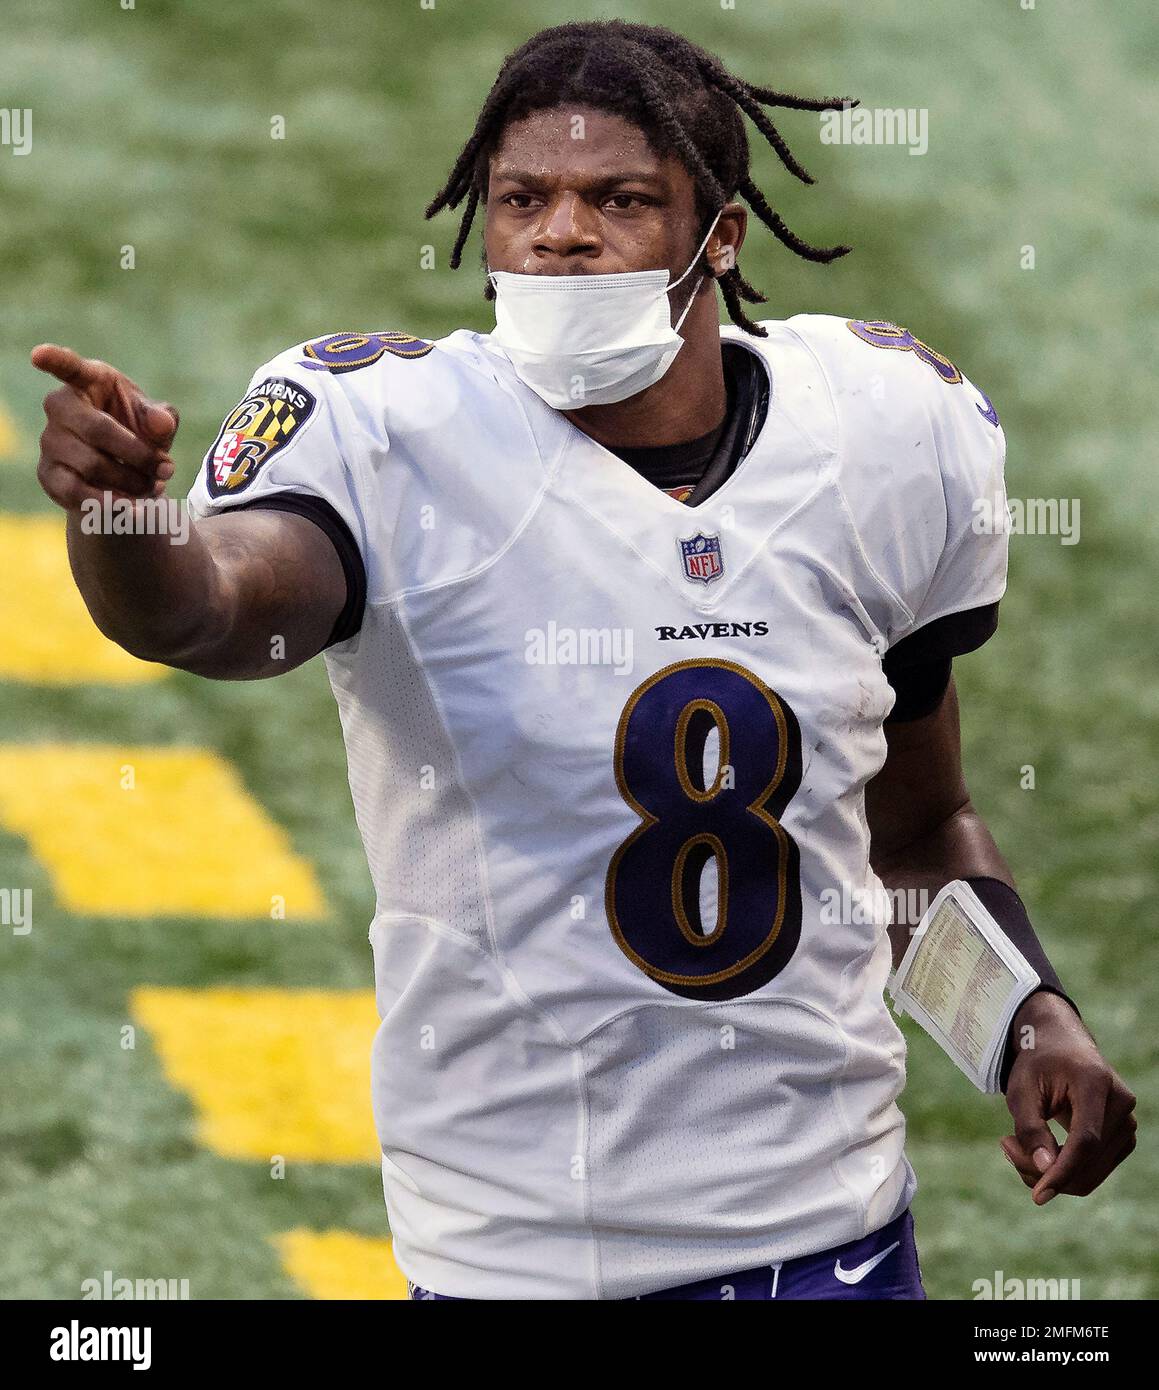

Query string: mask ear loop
[669,206,727,330]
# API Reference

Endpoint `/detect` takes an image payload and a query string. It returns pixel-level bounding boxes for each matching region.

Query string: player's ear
[710,204,747,277]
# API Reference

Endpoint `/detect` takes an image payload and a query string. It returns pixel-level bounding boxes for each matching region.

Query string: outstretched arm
[33,344,348,680]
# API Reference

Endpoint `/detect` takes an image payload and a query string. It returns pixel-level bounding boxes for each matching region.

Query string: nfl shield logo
[678,532,725,585]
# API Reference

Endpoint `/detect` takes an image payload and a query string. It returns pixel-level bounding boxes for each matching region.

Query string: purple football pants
[408,1206,925,1300]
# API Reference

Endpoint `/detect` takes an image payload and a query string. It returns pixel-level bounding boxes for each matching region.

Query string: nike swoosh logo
[834,1239,901,1285]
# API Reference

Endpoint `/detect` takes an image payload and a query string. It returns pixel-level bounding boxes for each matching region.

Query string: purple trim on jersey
[406,1208,925,1301]
[975,387,1000,427]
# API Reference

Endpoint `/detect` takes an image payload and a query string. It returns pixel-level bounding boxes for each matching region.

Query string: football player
[32,21,1136,1300]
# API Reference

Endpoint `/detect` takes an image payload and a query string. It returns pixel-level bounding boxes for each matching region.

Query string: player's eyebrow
[491,168,668,194]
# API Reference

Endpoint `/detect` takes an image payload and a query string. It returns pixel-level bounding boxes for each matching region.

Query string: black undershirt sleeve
[883,656,953,722]
[882,602,1001,721]
[216,494,367,649]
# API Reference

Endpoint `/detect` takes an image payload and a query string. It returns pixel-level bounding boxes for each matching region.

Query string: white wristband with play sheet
[888,879,1040,1093]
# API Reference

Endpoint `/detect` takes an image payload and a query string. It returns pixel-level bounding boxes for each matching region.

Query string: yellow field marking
[274,1230,408,1300]
[0,745,326,918]
[0,402,19,459]
[132,987,378,1162]
[0,515,164,683]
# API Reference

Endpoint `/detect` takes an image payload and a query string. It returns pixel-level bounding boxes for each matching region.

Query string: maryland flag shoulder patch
[205,376,317,499]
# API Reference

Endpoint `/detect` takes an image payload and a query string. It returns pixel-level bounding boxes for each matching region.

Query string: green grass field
[0,0,1156,1299]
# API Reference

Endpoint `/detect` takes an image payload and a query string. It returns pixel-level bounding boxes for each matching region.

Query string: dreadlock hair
[425,20,856,337]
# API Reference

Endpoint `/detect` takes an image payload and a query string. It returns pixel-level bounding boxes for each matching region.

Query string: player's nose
[531,193,602,269]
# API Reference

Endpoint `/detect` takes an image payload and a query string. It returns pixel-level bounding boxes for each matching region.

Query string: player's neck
[560,292,727,450]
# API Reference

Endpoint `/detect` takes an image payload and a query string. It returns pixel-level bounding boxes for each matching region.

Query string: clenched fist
[31,344,180,510]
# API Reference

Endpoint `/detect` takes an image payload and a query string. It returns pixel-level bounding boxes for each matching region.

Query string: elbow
[94,607,221,670]
[870,793,976,877]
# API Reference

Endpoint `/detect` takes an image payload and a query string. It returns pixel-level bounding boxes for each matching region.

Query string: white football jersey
[187,315,1008,1299]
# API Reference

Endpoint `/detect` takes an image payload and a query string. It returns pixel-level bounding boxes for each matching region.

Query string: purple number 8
[846,319,962,385]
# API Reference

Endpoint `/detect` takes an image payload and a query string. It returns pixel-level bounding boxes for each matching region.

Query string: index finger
[1033,1078,1108,1202]
[31,344,146,401]
[31,344,105,389]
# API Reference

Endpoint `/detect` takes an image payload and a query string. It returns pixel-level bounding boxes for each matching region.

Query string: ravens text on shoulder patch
[204,376,317,498]
[298,330,434,374]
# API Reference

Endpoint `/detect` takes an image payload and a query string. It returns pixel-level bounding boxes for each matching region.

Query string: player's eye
[500,193,540,210]
[604,193,646,211]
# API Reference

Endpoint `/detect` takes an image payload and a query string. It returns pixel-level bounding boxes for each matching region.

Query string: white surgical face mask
[488,208,724,409]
